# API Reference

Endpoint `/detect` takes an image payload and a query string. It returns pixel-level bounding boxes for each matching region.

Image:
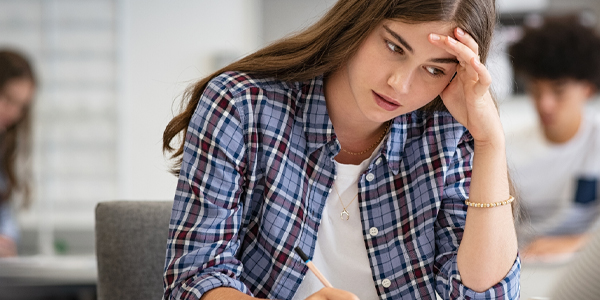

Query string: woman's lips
[373,91,400,111]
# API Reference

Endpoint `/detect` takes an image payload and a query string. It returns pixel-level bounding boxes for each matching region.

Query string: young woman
[163,1,519,299]
[0,49,36,257]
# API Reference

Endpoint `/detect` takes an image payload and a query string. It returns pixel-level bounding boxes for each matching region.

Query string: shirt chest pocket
[574,177,598,204]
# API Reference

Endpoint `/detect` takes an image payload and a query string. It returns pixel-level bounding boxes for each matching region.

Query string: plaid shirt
[163,71,520,300]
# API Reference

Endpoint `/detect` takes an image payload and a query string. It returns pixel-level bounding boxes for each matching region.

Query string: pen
[294,246,333,288]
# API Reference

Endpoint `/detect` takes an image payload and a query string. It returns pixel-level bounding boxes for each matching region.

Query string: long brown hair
[0,49,35,206]
[163,0,497,173]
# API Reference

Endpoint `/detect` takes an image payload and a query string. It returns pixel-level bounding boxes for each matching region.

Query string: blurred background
[0,0,599,299]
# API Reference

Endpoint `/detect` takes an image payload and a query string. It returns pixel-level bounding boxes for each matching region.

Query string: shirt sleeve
[434,131,521,300]
[163,74,252,300]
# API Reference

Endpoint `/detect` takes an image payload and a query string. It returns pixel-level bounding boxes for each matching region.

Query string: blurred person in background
[508,16,600,261]
[0,49,36,257]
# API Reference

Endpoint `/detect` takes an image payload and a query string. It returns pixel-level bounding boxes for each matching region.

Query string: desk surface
[0,254,570,298]
[520,260,570,300]
[0,255,97,286]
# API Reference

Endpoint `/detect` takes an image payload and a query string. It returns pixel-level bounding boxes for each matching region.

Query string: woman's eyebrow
[429,57,459,64]
[383,25,413,53]
[382,24,459,64]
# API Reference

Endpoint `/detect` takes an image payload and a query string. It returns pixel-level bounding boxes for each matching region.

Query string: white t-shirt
[293,147,381,300]
[506,114,600,245]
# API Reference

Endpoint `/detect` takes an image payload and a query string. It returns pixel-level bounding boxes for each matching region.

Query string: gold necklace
[341,120,391,156]
[334,185,358,221]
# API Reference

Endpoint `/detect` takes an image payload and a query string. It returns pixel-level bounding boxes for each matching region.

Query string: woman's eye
[386,41,404,54]
[425,66,445,77]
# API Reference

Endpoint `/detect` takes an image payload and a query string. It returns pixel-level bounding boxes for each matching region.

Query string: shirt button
[382,278,391,288]
[369,227,378,236]
[366,173,375,181]
[375,157,382,165]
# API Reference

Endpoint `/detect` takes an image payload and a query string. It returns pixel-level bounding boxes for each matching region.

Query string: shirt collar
[383,114,409,175]
[300,75,408,175]
[301,75,336,155]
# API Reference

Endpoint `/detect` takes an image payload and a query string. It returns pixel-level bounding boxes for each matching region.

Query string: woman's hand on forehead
[427,27,503,145]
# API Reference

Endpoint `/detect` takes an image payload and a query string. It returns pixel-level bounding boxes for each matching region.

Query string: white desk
[520,260,570,300]
[0,255,571,299]
[0,255,97,300]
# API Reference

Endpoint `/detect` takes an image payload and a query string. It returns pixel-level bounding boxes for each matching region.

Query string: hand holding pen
[295,247,360,300]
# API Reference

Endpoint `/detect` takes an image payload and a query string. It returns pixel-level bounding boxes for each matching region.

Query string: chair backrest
[95,200,173,300]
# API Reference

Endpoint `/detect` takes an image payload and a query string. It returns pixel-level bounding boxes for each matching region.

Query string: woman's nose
[387,70,412,94]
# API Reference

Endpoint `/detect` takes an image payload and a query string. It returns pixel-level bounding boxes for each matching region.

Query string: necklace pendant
[340,208,350,220]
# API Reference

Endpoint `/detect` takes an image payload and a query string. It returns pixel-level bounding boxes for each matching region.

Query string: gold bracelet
[465,196,515,208]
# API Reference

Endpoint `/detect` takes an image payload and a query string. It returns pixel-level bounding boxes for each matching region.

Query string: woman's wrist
[201,287,258,300]
[473,131,506,155]
[469,92,506,150]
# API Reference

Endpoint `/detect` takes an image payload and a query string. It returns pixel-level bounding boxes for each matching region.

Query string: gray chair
[95,200,173,300]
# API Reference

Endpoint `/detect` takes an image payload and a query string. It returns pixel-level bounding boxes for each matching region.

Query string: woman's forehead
[379,20,458,59]
[382,19,455,36]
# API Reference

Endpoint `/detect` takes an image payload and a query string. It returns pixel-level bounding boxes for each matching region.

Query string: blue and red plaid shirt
[163,71,520,300]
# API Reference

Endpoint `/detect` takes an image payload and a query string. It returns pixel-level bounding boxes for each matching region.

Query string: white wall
[260,0,337,45]
[118,0,347,201]
[118,0,261,200]
[497,0,548,13]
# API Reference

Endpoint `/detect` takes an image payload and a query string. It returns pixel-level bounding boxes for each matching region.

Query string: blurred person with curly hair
[0,49,36,257]
[508,15,600,261]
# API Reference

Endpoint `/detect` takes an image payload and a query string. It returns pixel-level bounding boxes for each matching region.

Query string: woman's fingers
[445,37,480,78]
[454,27,479,57]
[444,28,480,68]
[441,38,480,89]
[429,34,476,71]
[471,57,492,96]
[430,33,490,94]
[447,29,492,91]
[305,287,360,300]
